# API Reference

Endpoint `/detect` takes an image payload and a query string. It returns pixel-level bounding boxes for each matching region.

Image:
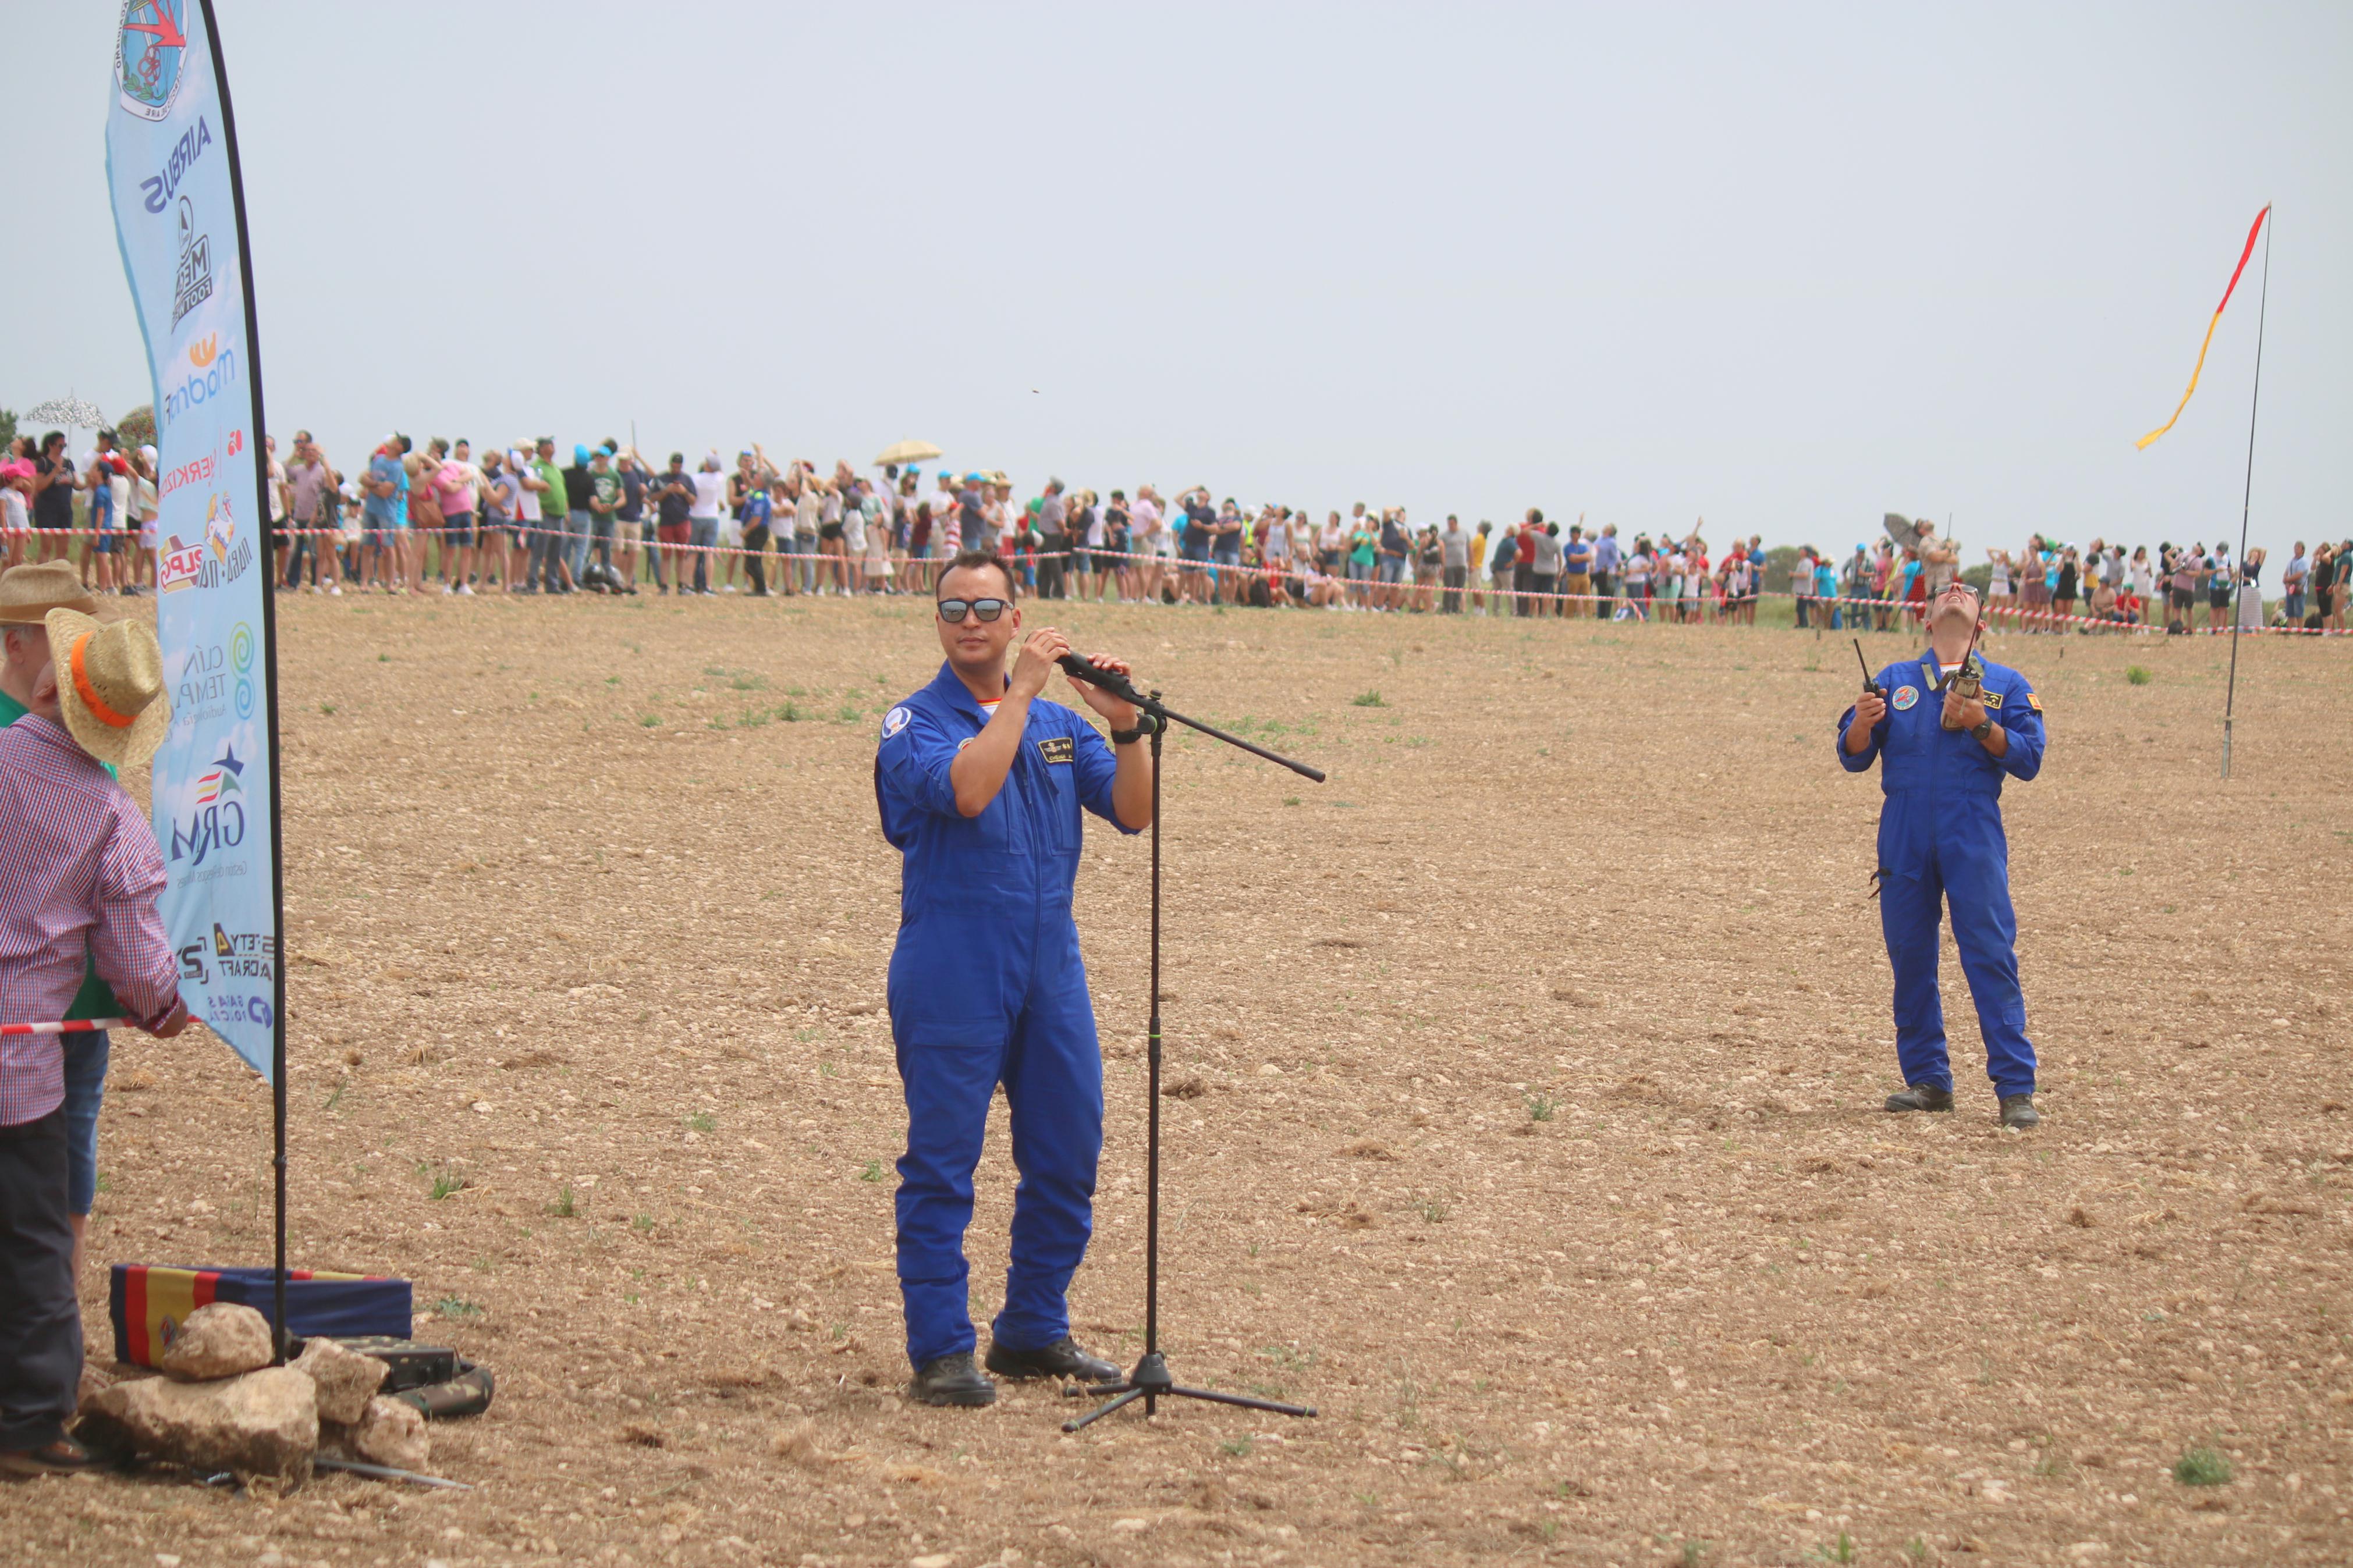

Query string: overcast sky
[7,2,2347,563]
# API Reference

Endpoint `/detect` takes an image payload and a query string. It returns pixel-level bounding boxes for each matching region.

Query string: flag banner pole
[2221,208,2272,782]
[105,0,292,1356]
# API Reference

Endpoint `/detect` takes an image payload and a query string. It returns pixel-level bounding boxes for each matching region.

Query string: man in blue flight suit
[1839,581,2048,1130]
[874,549,1157,1406]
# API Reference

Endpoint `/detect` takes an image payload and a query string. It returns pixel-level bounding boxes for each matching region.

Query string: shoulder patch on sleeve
[882,705,911,739]
[2025,691,2042,712]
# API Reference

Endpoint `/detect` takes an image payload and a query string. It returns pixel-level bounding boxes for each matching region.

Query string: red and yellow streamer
[2137,205,2270,449]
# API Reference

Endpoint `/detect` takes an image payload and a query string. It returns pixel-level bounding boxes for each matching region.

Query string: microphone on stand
[1056,653,1149,707]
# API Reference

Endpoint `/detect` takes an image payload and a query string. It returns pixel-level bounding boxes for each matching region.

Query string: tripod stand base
[1061,1352,1318,1432]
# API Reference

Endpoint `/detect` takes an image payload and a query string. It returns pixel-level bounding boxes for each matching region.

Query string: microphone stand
[1056,660,1325,1432]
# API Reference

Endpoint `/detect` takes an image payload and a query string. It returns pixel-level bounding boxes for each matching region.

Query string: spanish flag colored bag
[110,1264,413,1368]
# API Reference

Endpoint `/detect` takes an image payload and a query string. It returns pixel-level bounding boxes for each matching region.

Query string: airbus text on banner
[2136,205,2270,451]
[105,0,282,1077]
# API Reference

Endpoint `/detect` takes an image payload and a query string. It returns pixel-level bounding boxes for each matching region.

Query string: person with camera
[874,550,1155,1407]
[1840,581,2047,1129]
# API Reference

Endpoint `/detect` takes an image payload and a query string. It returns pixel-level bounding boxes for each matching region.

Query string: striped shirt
[0,713,179,1126]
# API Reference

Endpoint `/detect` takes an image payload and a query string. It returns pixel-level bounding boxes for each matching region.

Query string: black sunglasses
[936,598,1009,624]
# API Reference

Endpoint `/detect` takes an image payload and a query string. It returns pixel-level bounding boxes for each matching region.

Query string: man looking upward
[1840,582,2047,1129]
[873,550,1155,1407]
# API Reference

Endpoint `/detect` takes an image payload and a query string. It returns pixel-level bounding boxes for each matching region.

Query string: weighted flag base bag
[110,1264,413,1368]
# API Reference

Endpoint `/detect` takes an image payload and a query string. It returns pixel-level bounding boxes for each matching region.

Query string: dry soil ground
[5,591,2350,1568]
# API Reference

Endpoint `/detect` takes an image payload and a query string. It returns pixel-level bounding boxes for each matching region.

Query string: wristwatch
[1110,716,1159,746]
[1971,718,1995,741]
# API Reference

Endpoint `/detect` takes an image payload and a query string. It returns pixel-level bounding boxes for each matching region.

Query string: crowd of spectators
[8,426,2347,632]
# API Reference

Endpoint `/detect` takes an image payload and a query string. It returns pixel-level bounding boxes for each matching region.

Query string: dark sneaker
[1884,1084,1955,1113]
[2000,1094,2040,1130]
[0,1438,102,1477]
[985,1336,1122,1385]
[908,1352,996,1407]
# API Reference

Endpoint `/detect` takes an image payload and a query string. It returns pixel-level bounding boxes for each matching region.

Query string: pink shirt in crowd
[434,461,480,518]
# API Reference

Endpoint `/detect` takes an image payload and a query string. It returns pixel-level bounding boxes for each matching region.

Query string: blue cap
[574,444,591,464]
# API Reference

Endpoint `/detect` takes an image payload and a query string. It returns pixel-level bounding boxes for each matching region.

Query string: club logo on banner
[116,1,190,123]
[107,0,281,1079]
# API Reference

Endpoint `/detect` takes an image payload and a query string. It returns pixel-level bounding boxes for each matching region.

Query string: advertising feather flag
[2137,205,2271,449]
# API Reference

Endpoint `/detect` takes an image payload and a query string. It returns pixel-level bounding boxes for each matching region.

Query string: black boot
[985,1336,1122,1385]
[908,1352,996,1407]
[2000,1093,2040,1130]
[1884,1083,1955,1113]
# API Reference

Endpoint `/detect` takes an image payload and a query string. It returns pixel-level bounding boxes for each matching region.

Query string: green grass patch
[2173,1444,2233,1487]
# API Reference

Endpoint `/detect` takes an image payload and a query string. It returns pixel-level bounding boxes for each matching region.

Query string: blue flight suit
[1836,652,2047,1099]
[873,663,1137,1368]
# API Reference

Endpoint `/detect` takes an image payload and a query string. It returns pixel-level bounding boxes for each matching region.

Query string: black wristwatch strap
[1971,718,1995,741]
[1110,714,1161,745]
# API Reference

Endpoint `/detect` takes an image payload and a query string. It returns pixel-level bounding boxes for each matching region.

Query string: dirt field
[6,591,2348,1567]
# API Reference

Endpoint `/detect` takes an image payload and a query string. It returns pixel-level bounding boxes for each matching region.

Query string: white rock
[289,1337,391,1425]
[158,1302,275,1382]
[345,1395,429,1471]
[83,1366,316,1485]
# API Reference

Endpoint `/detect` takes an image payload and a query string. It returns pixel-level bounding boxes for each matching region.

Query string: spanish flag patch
[2026,691,2042,712]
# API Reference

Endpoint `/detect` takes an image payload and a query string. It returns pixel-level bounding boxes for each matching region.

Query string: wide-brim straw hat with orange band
[44,607,171,769]
[0,561,101,623]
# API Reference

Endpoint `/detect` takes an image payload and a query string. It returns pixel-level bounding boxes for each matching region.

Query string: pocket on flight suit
[888,809,1023,1048]
[1873,794,1929,891]
[888,912,1012,1049]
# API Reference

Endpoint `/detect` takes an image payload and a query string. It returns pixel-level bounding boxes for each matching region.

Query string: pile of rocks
[78,1303,428,1489]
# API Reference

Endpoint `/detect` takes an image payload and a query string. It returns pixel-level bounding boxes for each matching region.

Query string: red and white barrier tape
[14,525,2344,634]
[0,1018,123,1037]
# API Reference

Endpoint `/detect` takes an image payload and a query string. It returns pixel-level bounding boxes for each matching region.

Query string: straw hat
[0,561,100,624]
[43,607,171,768]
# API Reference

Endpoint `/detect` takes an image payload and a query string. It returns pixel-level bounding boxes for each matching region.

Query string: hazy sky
[8,2,2348,563]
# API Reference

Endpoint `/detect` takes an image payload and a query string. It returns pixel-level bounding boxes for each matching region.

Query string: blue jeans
[63,1029,108,1215]
[563,510,593,579]
[2284,591,2304,622]
[587,511,616,571]
[688,518,719,592]
[1376,554,1406,585]
[282,530,316,586]
[524,517,563,589]
[793,536,819,593]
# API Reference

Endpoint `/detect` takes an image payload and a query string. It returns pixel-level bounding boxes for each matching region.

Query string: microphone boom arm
[1057,656,1326,783]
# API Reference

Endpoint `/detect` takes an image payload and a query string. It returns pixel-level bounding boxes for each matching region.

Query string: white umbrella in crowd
[23,394,110,438]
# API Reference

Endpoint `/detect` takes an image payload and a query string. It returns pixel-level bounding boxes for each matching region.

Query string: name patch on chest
[1891,685,1919,712]
[1037,735,1076,764]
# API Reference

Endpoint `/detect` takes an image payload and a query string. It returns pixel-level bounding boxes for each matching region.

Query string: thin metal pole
[2221,209,2272,781]
[1142,709,1164,1415]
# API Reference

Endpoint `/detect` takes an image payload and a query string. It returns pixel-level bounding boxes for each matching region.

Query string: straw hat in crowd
[44,606,171,769]
[0,561,101,623]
